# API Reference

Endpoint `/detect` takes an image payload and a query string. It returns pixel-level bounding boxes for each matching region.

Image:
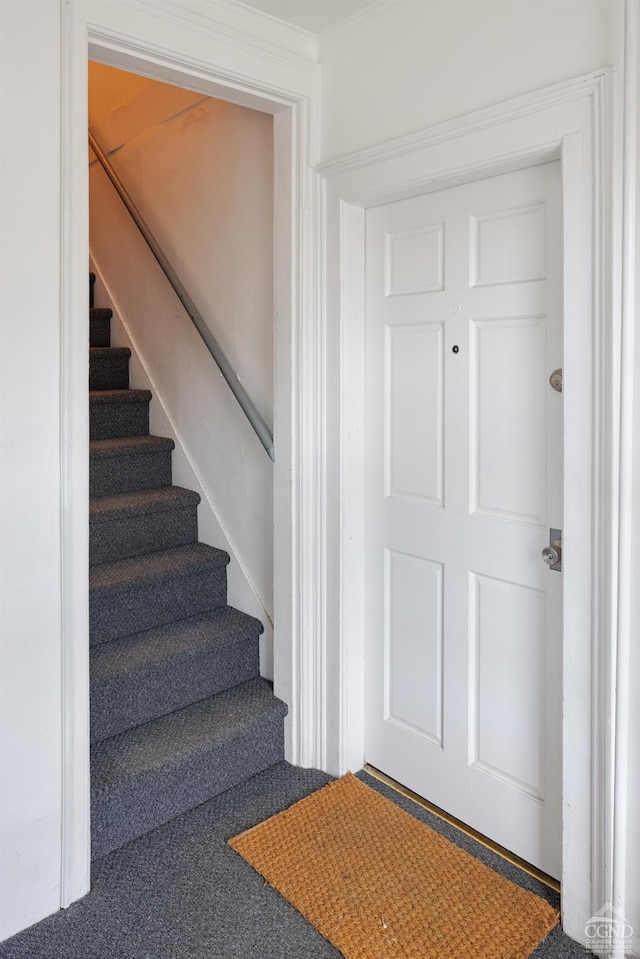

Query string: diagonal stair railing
[89,130,275,462]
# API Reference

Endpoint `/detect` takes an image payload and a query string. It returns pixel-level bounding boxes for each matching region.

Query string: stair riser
[90,638,260,743]
[90,354,130,391]
[91,711,285,859]
[90,401,149,441]
[90,506,199,566]
[90,317,111,348]
[90,565,228,645]
[90,450,172,497]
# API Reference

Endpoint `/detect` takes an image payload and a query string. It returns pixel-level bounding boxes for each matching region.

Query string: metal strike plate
[542,528,562,571]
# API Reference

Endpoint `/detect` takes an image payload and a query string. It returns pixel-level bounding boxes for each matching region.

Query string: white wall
[89,70,276,673]
[320,0,623,160]
[90,66,274,430]
[0,0,65,941]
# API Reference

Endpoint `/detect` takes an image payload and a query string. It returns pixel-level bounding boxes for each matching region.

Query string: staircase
[89,284,286,859]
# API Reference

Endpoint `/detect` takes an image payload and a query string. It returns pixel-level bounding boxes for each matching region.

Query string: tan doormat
[229,773,559,959]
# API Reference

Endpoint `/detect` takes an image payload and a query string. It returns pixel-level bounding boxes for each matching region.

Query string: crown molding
[114,0,319,66]
[320,0,399,41]
[318,68,611,178]
[224,0,317,41]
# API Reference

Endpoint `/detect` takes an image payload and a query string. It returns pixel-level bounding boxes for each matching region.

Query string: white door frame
[59,0,321,910]
[319,70,616,944]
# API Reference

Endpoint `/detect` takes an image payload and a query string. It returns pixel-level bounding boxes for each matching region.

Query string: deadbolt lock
[542,528,562,571]
[549,369,563,393]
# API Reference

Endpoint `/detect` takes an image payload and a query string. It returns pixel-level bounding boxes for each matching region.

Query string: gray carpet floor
[0,763,591,958]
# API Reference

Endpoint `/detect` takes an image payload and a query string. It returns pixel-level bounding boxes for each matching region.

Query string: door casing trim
[319,69,617,945]
[59,0,321,910]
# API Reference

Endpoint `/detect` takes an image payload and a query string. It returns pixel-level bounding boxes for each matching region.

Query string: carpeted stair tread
[90,543,230,592]
[90,435,174,497]
[91,607,262,683]
[90,346,131,359]
[90,607,263,742]
[92,678,285,786]
[90,388,152,406]
[89,347,131,391]
[91,678,287,858]
[90,486,200,520]
[90,434,174,458]
[90,308,112,347]
[89,486,201,565]
[90,390,151,441]
[89,544,230,644]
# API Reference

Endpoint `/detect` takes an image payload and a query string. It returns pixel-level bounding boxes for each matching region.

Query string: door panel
[364,163,563,878]
[386,323,444,505]
[470,315,546,524]
[470,200,547,287]
[470,572,545,799]
[385,548,444,747]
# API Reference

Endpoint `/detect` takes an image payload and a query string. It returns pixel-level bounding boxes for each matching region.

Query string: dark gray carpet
[89,307,112,346]
[90,487,200,566]
[86,306,288,864]
[90,544,230,646]
[90,348,132,390]
[90,435,174,496]
[90,389,151,441]
[90,607,261,742]
[0,762,591,958]
[91,678,286,859]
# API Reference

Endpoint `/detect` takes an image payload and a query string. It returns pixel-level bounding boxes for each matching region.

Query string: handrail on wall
[88,130,275,462]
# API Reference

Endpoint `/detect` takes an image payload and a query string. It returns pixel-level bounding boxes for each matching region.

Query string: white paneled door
[364,163,563,878]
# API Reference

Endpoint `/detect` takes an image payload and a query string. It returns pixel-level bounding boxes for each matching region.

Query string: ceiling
[236,0,380,34]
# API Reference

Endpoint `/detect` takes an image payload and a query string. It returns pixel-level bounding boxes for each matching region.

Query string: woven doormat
[229,773,559,959]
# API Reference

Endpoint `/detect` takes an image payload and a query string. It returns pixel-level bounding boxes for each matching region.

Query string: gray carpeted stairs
[89,279,286,860]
